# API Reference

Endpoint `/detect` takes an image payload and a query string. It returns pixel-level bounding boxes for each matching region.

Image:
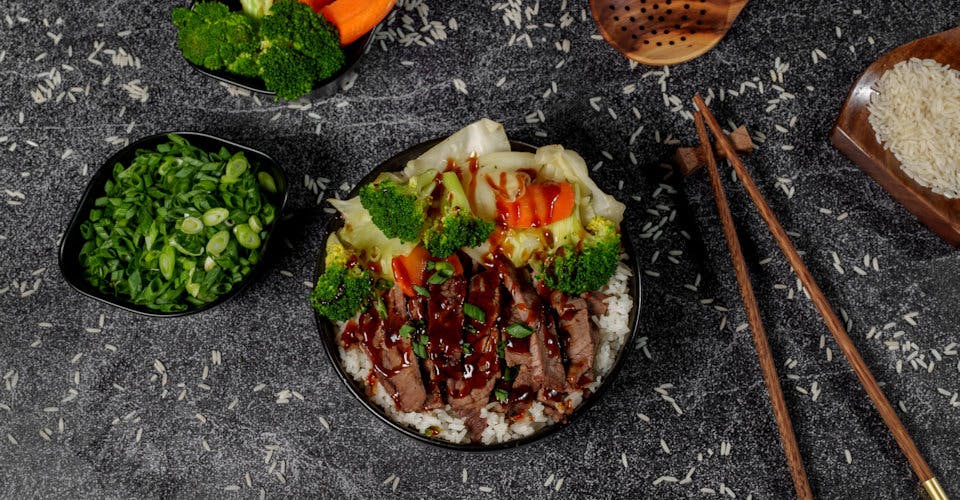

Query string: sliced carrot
[551,182,576,223]
[392,246,429,297]
[391,247,463,297]
[320,0,396,46]
[496,182,577,229]
[445,254,464,276]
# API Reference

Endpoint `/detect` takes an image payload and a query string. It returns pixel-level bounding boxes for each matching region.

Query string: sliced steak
[448,269,502,440]
[496,259,568,416]
[583,291,609,317]
[425,275,467,401]
[347,298,427,412]
[405,294,443,410]
[549,290,596,388]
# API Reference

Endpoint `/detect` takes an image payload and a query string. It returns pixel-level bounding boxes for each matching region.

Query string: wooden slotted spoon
[590,0,748,66]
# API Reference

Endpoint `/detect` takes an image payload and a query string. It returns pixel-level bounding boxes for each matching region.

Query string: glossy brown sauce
[426,278,465,380]
[342,311,415,406]
[449,269,500,399]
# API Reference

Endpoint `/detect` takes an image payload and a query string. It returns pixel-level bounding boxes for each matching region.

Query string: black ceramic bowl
[313,138,642,451]
[59,132,289,317]
[182,0,374,99]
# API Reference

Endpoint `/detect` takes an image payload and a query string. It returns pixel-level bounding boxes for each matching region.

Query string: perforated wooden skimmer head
[590,0,748,66]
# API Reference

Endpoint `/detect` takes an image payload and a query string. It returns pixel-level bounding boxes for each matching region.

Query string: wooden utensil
[831,27,960,247]
[692,112,813,500]
[694,95,949,500]
[589,0,748,66]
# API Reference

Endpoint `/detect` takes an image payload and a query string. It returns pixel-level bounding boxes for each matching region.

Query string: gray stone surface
[0,0,958,498]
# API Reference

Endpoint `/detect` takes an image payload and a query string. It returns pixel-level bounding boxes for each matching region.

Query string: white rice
[868,57,960,198]
[338,260,635,444]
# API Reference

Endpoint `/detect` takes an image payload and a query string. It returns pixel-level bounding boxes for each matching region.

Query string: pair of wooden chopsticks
[690,95,947,500]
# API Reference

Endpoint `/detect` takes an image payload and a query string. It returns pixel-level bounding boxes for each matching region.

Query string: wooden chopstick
[692,95,948,500]
[693,111,813,500]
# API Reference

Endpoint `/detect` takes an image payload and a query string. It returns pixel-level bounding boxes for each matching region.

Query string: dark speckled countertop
[0,1,958,498]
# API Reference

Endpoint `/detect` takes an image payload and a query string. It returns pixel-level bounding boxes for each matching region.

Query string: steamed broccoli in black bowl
[172,0,345,100]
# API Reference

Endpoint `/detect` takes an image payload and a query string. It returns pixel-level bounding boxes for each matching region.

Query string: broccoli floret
[227,52,261,78]
[538,216,621,295]
[423,172,494,259]
[311,238,374,322]
[258,0,345,100]
[257,47,317,100]
[171,2,259,71]
[358,170,437,243]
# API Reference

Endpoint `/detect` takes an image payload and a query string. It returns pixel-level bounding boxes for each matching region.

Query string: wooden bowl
[830,27,960,247]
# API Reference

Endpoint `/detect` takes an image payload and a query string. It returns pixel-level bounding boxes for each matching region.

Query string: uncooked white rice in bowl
[867,57,960,198]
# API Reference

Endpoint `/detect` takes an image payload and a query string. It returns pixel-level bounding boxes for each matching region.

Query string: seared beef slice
[550,291,596,387]
[353,289,427,412]
[498,260,567,393]
[448,269,502,439]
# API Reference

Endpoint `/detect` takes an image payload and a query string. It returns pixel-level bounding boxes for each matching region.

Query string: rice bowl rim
[312,137,643,451]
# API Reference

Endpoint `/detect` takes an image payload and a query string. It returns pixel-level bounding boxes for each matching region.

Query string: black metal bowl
[181,0,374,99]
[313,138,643,451]
[59,132,289,318]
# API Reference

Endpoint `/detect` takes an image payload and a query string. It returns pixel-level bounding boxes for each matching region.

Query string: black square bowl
[182,0,375,99]
[59,132,289,317]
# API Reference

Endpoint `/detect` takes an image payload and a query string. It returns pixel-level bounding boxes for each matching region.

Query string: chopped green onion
[159,245,175,280]
[202,207,229,226]
[463,303,485,323]
[248,215,263,233]
[433,261,454,274]
[506,322,534,339]
[257,171,277,194]
[233,224,261,250]
[375,297,387,319]
[180,216,204,234]
[494,388,509,403]
[224,152,249,179]
[461,342,473,355]
[497,341,506,359]
[75,135,273,313]
[170,238,204,257]
[206,230,230,256]
[413,285,430,297]
[426,271,449,285]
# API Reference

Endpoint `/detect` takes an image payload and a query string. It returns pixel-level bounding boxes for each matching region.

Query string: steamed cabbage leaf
[403,119,511,178]
[328,196,416,281]
[469,151,538,220]
[534,145,626,224]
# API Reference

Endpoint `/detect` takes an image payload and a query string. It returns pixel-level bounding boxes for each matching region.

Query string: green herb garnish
[399,323,415,339]
[506,322,535,339]
[494,388,509,403]
[463,303,485,323]
[412,342,427,359]
[413,285,430,297]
